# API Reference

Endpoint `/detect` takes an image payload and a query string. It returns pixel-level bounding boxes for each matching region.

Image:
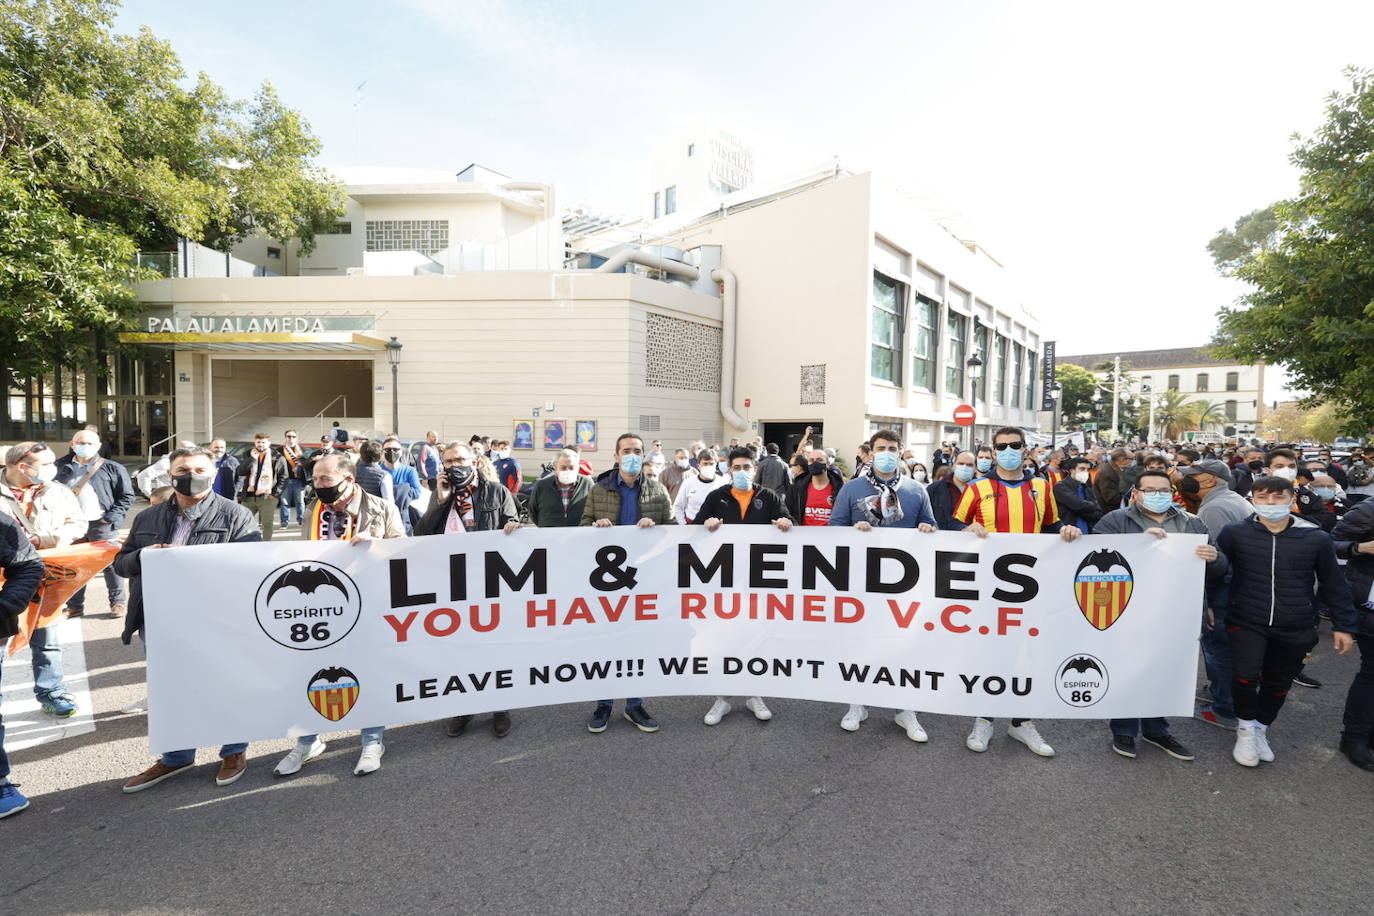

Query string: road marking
[1,617,96,751]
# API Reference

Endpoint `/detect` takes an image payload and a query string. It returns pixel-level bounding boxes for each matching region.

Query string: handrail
[310,395,348,442]
[147,432,186,463]
[212,395,273,436]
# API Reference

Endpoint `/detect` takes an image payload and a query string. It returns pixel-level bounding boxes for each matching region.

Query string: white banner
[143,528,1204,752]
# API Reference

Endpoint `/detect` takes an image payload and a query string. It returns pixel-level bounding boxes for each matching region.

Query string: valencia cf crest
[307,666,360,721]
[1073,549,1134,631]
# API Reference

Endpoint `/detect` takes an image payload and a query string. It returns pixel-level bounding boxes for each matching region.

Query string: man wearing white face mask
[527,450,592,527]
[55,429,133,619]
[1,443,87,717]
[1054,457,1105,534]
[1263,448,1300,489]
[674,449,729,525]
[660,448,690,501]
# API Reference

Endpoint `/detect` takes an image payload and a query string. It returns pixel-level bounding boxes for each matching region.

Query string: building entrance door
[759,421,823,457]
[100,397,175,460]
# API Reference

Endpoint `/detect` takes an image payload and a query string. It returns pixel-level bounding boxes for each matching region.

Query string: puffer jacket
[0,479,87,548]
[1331,499,1374,637]
[580,469,676,526]
[1216,515,1358,633]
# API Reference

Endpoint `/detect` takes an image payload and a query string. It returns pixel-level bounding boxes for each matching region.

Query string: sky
[115,0,1374,395]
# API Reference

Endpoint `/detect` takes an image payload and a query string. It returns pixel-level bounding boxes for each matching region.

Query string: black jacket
[1294,485,1339,532]
[0,513,45,638]
[1216,516,1358,633]
[112,493,262,644]
[1232,465,1256,499]
[526,474,592,527]
[926,478,970,531]
[693,486,791,525]
[234,451,289,499]
[786,467,846,523]
[755,455,791,495]
[54,453,135,527]
[414,479,518,535]
[1332,500,1374,637]
[1054,478,1105,532]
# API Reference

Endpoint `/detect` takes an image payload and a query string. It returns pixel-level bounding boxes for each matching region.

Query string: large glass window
[1196,373,1209,392]
[870,272,904,385]
[664,186,677,215]
[1226,371,1239,391]
[1167,374,1180,390]
[1224,399,1238,420]
[944,311,966,397]
[1012,344,1024,408]
[911,295,937,391]
[993,335,1008,405]
[1026,350,1037,409]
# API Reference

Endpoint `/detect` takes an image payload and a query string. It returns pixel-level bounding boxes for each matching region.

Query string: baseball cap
[1177,458,1233,485]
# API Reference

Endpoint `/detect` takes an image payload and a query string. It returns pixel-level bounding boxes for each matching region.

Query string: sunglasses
[993,441,1025,451]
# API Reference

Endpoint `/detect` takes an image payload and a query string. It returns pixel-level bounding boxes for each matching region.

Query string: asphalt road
[3,524,1372,916]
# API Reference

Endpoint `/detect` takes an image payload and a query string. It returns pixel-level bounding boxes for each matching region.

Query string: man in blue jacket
[829,428,935,742]
[55,428,134,618]
[1216,475,1357,768]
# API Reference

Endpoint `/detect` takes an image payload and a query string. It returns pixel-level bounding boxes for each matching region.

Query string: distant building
[1058,347,1265,439]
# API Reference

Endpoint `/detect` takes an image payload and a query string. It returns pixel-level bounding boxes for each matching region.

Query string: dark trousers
[1341,634,1374,743]
[67,520,127,611]
[1110,717,1169,738]
[1229,620,1319,725]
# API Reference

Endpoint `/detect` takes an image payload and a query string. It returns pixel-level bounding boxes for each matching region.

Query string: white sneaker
[120,696,148,715]
[894,710,928,743]
[745,696,772,721]
[354,743,385,776]
[703,698,732,726]
[1233,728,1260,767]
[1253,727,1275,763]
[965,718,994,753]
[840,704,868,731]
[274,738,326,777]
[1007,721,1056,757]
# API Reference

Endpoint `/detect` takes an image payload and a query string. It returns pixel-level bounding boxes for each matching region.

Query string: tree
[1152,390,1197,440]
[1190,399,1227,433]
[0,0,345,378]
[1209,67,1374,434]
[1261,401,1308,442]
[1054,363,1098,428]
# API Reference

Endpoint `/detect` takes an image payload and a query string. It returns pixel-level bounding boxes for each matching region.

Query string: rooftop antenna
[352,80,367,164]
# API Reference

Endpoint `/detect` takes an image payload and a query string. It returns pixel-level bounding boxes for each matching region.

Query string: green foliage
[1152,390,1196,440]
[1210,67,1374,434]
[0,0,345,377]
[1053,363,1098,427]
[1190,399,1227,432]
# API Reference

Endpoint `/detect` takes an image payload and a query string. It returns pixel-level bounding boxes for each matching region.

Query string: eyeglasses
[1138,487,1173,495]
[993,441,1024,451]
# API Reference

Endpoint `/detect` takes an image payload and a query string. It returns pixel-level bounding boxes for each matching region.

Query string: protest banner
[4,540,121,655]
[143,527,1205,752]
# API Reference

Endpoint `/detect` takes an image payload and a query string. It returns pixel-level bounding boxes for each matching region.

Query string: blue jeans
[67,521,127,611]
[279,478,305,524]
[1201,605,1235,718]
[29,625,66,702]
[597,698,643,708]
[0,655,10,783]
[1110,717,1170,738]
[295,726,384,747]
[162,743,249,768]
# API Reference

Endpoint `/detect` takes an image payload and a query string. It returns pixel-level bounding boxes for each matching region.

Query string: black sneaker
[1339,737,1374,771]
[1143,734,1196,761]
[1292,672,1322,689]
[492,711,511,738]
[444,715,472,737]
[623,705,660,733]
[587,704,613,733]
[1111,735,1137,758]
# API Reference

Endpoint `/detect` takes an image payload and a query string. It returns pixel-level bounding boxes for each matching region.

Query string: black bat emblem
[1062,657,1103,677]
[266,565,349,604]
[309,666,359,687]
[1075,549,1133,579]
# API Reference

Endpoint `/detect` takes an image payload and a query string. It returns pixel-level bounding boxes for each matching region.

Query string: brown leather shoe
[108,603,127,619]
[122,760,192,793]
[445,714,473,737]
[215,752,247,786]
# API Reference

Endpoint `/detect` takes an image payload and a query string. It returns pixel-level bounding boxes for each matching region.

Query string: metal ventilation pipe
[712,267,747,433]
[593,248,701,282]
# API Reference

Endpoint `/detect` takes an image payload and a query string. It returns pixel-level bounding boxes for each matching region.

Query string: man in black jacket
[233,432,288,541]
[1216,475,1358,768]
[1054,457,1104,534]
[785,447,846,526]
[0,513,46,818]
[1332,500,1374,770]
[55,428,134,618]
[414,442,521,738]
[926,450,978,531]
[754,443,790,496]
[117,446,262,793]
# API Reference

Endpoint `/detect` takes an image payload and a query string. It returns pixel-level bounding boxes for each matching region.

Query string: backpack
[1348,462,1372,487]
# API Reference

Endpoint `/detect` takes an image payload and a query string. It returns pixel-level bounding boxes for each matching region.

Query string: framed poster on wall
[575,419,598,452]
[512,420,535,451]
[542,418,566,450]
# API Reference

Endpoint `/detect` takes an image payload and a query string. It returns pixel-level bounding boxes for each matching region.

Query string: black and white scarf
[863,465,904,525]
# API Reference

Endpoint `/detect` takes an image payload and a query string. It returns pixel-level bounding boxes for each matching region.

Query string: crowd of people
[1,424,1371,820]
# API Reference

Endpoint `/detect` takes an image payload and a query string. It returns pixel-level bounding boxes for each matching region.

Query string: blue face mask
[873,451,900,474]
[1140,491,1174,514]
[995,448,1023,471]
[731,470,752,491]
[954,464,975,483]
[717,460,729,474]
[1255,503,1292,521]
[976,457,993,474]
[619,454,644,476]
[73,443,99,460]
[1313,487,1337,500]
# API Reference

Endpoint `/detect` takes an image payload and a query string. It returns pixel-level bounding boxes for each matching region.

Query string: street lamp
[385,336,403,434]
[965,350,984,451]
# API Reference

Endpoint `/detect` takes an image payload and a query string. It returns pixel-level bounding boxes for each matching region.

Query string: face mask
[1271,466,1297,481]
[873,452,900,474]
[495,450,510,460]
[995,448,1023,471]
[808,461,827,478]
[444,465,475,489]
[1178,476,1201,494]
[171,471,214,497]
[716,460,728,474]
[557,469,579,486]
[1247,460,1264,471]
[23,464,58,485]
[1140,491,1174,514]
[1255,503,1292,521]
[904,457,918,468]
[384,449,402,463]
[620,454,645,476]
[73,443,98,460]
[976,457,993,474]
[211,450,225,460]
[1073,471,1090,484]
[314,481,346,503]
[954,465,975,483]
[1313,487,1337,500]
[913,470,927,482]
[676,458,690,469]
[731,470,752,491]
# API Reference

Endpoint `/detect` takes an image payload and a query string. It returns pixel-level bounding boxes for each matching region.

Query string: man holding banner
[0,513,46,819]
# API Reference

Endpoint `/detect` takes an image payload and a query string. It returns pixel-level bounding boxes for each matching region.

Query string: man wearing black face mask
[1232,447,1265,499]
[785,447,845,525]
[117,446,261,793]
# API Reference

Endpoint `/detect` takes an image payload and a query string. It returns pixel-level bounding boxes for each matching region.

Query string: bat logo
[1073,548,1134,631]
[265,565,350,604]
[307,665,360,721]
[1056,653,1109,708]
[1061,656,1104,677]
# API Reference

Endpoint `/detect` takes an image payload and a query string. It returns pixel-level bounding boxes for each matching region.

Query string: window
[654,191,661,219]
[664,186,677,215]
[1012,344,1024,408]
[1224,400,1238,420]
[1196,373,1208,392]
[945,311,966,397]
[321,221,351,235]
[870,272,904,385]
[1026,350,1037,409]
[364,219,450,256]
[1167,374,1180,391]
[1226,371,1239,391]
[911,295,937,391]
[266,246,281,259]
[993,335,1008,405]
[687,143,695,157]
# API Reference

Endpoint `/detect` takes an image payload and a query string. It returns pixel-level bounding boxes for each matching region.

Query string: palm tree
[1190,399,1227,434]
[1153,389,1197,440]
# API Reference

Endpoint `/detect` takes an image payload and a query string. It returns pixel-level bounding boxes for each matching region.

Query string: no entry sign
[953,404,976,427]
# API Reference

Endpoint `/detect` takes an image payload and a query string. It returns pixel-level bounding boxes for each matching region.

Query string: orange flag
[2,540,121,655]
